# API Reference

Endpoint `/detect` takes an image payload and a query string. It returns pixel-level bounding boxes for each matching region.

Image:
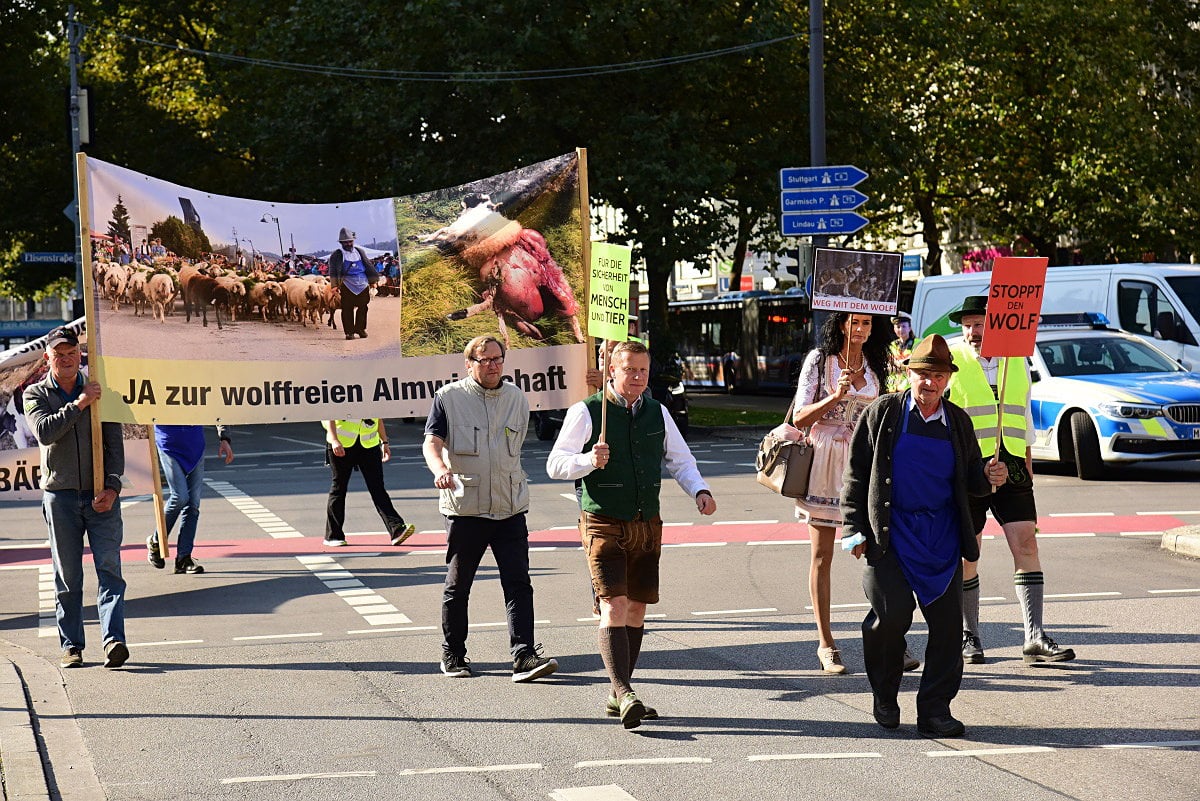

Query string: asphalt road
[1,421,1197,801]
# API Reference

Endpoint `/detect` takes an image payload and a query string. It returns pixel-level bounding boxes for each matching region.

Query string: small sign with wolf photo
[811,248,902,315]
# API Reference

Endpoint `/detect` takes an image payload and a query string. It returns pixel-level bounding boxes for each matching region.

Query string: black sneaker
[60,647,83,668]
[174,555,204,574]
[147,535,165,569]
[390,523,416,547]
[103,641,129,669]
[512,644,558,683]
[441,651,472,678]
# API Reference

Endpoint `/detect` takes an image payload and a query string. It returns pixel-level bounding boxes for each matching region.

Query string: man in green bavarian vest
[947,295,1075,665]
[547,340,716,730]
[321,418,414,548]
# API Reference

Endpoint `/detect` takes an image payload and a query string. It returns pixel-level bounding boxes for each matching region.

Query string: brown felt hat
[901,334,958,372]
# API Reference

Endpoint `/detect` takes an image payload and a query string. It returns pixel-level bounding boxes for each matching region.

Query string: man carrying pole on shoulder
[547,340,716,730]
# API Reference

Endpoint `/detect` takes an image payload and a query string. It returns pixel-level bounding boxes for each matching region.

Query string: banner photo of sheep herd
[0,322,154,502]
[810,248,903,315]
[83,153,589,425]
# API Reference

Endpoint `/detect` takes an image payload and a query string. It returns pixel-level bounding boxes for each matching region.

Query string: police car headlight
[1097,402,1163,419]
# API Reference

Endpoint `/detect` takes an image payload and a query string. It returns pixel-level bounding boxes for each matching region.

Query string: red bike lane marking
[0,515,1182,568]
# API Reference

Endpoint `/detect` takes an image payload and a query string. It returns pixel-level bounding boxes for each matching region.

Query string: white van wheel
[1070,412,1105,480]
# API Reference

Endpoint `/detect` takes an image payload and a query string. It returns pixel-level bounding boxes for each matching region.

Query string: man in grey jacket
[24,326,128,669]
[423,334,557,682]
[841,334,1007,737]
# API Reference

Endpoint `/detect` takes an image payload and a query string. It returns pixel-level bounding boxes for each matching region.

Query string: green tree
[150,215,211,259]
[106,194,131,244]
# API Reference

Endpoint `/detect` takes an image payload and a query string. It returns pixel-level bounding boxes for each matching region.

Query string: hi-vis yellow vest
[330,419,381,449]
[947,342,1029,457]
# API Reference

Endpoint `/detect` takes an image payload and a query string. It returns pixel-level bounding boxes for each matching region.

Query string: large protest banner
[981,256,1050,358]
[0,323,154,502]
[84,151,591,425]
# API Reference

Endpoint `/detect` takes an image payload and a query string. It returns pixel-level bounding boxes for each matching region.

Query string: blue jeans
[441,514,535,660]
[160,450,205,556]
[43,490,126,651]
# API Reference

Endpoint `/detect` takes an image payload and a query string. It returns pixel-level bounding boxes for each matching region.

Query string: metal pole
[68,5,84,304]
[275,219,284,259]
[809,0,829,342]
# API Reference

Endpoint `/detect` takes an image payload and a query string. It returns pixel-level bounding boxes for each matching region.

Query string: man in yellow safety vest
[322,418,415,548]
[947,295,1075,666]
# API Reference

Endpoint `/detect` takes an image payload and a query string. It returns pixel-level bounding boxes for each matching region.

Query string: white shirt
[546,394,710,499]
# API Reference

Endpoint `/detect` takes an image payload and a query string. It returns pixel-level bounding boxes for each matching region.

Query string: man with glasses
[842,334,1008,737]
[423,335,558,682]
[547,341,716,729]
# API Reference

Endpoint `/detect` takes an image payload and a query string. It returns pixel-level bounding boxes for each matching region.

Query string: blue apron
[889,399,962,606]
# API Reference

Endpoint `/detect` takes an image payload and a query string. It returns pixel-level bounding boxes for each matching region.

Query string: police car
[1019,315,1200,478]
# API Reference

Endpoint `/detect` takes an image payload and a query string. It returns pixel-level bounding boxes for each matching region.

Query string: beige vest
[436,377,530,519]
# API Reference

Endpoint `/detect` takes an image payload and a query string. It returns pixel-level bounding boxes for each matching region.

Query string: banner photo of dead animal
[83,153,588,426]
[811,248,903,315]
[0,323,153,503]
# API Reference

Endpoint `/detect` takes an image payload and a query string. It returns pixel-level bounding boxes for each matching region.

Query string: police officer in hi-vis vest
[322,418,415,547]
[947,295,1075,665]
[887,312,916,393]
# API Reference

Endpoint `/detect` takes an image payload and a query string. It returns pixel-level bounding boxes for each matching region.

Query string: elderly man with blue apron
[840,335,1009,738]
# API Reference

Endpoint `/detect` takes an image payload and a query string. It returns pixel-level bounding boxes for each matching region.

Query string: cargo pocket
[452,425,479,456]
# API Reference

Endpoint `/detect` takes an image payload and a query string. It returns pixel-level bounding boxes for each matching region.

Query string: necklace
[840,348,864,375]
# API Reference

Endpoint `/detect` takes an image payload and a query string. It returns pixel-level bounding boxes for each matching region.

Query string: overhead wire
[80,23,801,83]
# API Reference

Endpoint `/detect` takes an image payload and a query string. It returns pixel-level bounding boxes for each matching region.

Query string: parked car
[950,318,1200,479]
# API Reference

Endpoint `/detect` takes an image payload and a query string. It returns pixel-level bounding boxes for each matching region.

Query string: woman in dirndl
[792,312,891,673]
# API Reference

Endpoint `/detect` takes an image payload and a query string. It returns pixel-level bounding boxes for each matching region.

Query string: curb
[1161,525,1200,559]
[691,425,774,443]
[0,659,49,801]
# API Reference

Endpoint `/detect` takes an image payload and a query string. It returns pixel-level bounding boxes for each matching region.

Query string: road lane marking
[222,771,376,784]
[551,786,640,801]
[1137,510,1200,515]
[205,479,303,538]
[1035,533,1095,538]
[748,540,809,546]
[560,493,578,502]
[297,555,412,626]
[574,757,711,768]
[397,763,542,776]
[1120,531,1164,537]
[347,625,438,635]
[1045,591,1121,599]
[926,746,1055,757]
[1147,588,1200,594]
[127,639,204,648]
[1099,740,1200,749]
[748,752,882,761]
[38,564,55,638]
[663,542,726,548]
[981,596,1008,602]
[232,632,322,641]
[692,608,777,616]
[713,520,779,526]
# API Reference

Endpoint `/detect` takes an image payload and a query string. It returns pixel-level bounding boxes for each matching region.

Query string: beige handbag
[755,401,813,498]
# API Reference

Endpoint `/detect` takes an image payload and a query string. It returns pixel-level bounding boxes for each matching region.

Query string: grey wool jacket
[24,375,124,494]
[840,391,992,561]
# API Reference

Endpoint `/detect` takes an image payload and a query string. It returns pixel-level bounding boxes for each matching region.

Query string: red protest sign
[980,256,1049,357]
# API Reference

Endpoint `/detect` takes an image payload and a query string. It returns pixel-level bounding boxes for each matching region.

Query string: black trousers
[862,547,964,720]
[325,442,404,540]
[441,513,535,660]
[340,288,369,335]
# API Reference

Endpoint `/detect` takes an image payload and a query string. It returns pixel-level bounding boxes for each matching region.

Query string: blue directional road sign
[781,212,869,238]
[780,165,869,190]
[781,188,869,213]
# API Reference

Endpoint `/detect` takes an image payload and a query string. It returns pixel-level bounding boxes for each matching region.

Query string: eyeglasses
[470,356,505,367]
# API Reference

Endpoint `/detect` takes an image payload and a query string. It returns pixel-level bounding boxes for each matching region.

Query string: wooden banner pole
[992,357,1010,493]
[147,425,170,560]
[599,342,609,446]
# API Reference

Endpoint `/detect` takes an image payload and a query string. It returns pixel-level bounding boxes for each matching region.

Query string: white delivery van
[911,263,1200,370]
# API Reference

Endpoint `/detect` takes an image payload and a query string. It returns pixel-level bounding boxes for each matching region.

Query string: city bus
[658,292,813,393]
